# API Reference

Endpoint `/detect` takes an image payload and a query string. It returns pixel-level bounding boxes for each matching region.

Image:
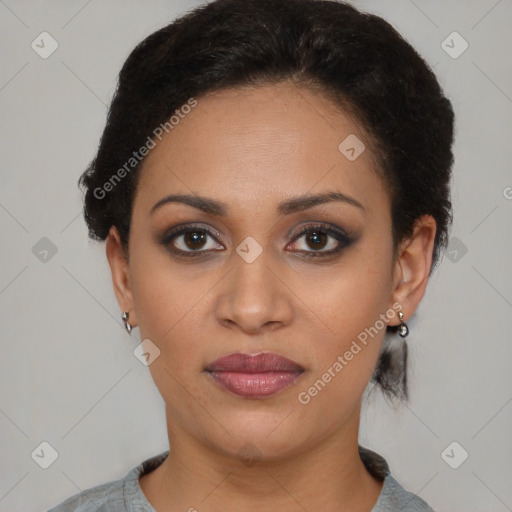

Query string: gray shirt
[48,446,435,511]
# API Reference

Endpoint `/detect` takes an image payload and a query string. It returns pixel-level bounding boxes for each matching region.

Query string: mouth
[204,352,305,399]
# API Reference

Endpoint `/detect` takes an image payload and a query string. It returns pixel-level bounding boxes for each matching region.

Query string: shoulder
[47,451,170,512]
[373,474,436,512]
[359,445,435,512]
[46,478,126,512]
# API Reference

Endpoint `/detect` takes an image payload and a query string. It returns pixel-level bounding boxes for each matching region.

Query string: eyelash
[160,223,353,259]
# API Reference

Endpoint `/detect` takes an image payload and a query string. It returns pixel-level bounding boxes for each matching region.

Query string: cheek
[295,242,393,397]
[302,243,393,343]
[294,291,387,434]
[130,258,210,417]
[129,247,220,392]
[130,241,201,337]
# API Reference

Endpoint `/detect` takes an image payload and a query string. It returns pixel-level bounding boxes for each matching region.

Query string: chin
[202,409,316,463]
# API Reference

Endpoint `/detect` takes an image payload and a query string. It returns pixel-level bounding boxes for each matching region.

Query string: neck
[139,405,383,512]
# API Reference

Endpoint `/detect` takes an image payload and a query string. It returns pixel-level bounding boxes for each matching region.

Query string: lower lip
[208,371,303,398]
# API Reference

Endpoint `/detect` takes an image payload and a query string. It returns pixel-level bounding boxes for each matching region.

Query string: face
[111,82,408,461]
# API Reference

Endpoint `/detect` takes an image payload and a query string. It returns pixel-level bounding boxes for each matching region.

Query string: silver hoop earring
[121,311,132,334]
[398,311,409,338]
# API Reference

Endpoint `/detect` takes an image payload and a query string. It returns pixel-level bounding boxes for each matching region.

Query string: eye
[160,222,353,259]
[287,224,352,257]
[161,225,224,257]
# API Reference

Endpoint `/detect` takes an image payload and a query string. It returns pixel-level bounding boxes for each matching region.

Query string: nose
[214,244,294,335]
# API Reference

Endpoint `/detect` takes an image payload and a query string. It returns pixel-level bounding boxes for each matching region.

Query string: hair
[78,0,455,402]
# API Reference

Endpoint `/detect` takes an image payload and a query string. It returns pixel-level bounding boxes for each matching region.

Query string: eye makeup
[158,220,357,261]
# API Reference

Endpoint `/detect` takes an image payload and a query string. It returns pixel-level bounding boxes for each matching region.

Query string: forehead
[134,82,388,217]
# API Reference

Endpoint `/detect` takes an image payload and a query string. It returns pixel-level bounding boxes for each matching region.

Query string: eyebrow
[150,191,365,216]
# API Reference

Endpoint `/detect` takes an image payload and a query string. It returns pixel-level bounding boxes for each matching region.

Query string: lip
[205,352,305,399]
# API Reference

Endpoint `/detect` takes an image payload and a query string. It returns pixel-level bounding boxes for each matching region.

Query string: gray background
[1,1,511,511]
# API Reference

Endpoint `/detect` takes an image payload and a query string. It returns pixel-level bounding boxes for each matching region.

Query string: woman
[49,0,454,510]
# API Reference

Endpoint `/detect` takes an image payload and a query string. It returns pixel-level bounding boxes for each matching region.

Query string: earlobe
[389,215,437,326]
[105,226,137,327]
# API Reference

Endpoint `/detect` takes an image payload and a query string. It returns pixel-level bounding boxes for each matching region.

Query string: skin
[106,81,436,512]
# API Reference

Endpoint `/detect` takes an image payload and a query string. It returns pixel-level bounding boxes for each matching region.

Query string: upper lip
[205,352,304,373]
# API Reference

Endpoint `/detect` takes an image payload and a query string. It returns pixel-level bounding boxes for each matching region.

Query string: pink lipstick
[205,352,304,398]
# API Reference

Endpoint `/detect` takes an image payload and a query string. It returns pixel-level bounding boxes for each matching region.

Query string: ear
[388,215,437,326]
[105,226,137,327]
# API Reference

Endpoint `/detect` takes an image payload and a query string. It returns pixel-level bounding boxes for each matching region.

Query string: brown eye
[288,224,352,257]
[303,230,329,250]
[182,231,208,250]
[161,225,224,257]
